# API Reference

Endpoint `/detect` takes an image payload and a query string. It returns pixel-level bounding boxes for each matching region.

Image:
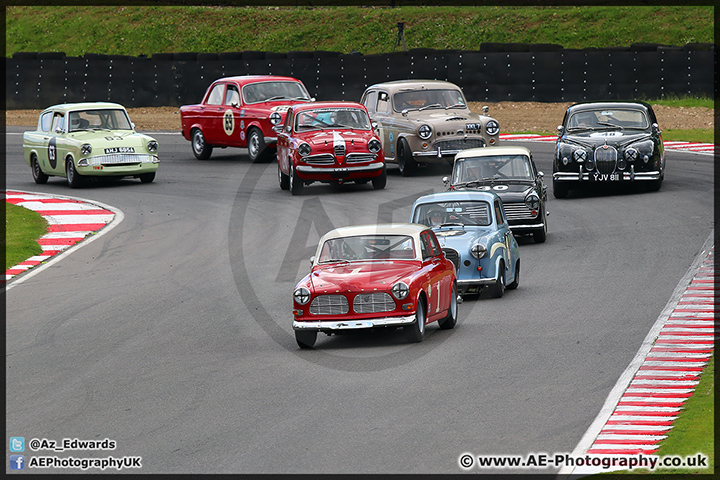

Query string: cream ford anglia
[22,102,159,188]
[360,80,500,176]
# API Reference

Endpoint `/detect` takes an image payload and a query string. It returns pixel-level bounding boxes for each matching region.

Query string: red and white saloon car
[275,101,387,194]
[292,223,458,348]
[180,75,313,162]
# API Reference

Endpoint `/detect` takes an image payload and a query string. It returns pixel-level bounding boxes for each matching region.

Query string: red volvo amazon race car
[275,101,387,194]
[292,223,458,348]
[180,75,313,162]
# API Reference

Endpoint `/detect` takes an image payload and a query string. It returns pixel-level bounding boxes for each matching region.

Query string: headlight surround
[147,140,158,153]
[80,144,92,156]
[471,243,487,259]
[391,282,409,300]
[293,287,311,305]
[270,112,282,125]
[624,147,638,161]
[573,148,587,163]
[417,124,432,140]
[368,138,381,154]
[485,120,499,136]
[298,142,311,157]
[525,193,540,211]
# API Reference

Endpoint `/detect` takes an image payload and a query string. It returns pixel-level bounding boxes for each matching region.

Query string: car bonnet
[308,261,420,294]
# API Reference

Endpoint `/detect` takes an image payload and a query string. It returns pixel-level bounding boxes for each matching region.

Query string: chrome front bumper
[296,162,384,174]
[293,314,416,331]
[553,168,662,182]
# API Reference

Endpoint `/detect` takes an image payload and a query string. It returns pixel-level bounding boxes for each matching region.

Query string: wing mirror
[557,125,564,136]
[272,124,283,133]
[309,256,315,268]
[442,176,450,188]
[652,123,661,135]
[482,105,489,114]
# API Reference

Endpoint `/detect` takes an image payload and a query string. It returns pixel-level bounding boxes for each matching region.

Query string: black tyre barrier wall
[5,43,715,109]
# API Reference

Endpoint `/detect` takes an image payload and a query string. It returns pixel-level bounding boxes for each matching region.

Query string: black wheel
[397,138,416,177]
[438,283,458,330]
[139,172,155,183]
[507,260,520,290]
[278,162,290,190]
[31,155,48,184]
[295,330,317,349]
[552,179,569,199]
[289,164,304,195]
[65,157,83,188]
[247,128,269,163]
[191,128,213,160]
[405,298,426,343]
[533,216,547,243]
[488,262,506,298]
[372,166,387,189]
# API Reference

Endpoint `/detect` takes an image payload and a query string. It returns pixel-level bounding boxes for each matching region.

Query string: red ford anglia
[180,75,313,162]
[275,101,387,194]
[292,223,458,348]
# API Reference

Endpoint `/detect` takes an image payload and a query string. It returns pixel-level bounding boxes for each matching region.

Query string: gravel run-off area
[4,102,714,134]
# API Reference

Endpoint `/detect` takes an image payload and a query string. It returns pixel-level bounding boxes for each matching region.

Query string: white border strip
[557,229,714,477]
[5,190,124,291]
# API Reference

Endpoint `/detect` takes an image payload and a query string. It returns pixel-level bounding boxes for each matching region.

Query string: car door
[201,82,228,145]
[276,108,294,175]
[420,230,450,319]
[46,111,66,175]
[370,91,395,161]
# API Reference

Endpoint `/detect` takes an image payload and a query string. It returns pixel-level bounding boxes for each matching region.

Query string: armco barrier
[5,43,714,109]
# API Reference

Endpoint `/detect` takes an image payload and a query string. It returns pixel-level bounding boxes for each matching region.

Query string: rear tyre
[438,283,458,330]
[295,330,317,349]
[31,155,49,184]
[191,128,213,160]
[405,298,426,342]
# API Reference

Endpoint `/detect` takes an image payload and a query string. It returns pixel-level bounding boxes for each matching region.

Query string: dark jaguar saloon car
[552,101,665,198]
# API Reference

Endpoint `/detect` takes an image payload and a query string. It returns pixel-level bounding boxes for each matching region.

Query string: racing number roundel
[223,110,235,136]
[48,137,58,169]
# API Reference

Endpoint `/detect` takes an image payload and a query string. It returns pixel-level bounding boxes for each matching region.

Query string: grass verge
[5,202,48,270]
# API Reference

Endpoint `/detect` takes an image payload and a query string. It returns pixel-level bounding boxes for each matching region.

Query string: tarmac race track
[4,127,714,475]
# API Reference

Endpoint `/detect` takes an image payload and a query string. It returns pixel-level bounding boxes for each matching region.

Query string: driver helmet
[427,208,446,226]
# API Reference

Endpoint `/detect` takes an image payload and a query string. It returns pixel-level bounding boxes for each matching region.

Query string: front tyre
[372,166,387,190]
[295,330,317,349]
[139,172,155,183]
[488,262,506,298]
[191,128,213,160]
[397,138,416,177]
[31,155,49,184]
[405,298,426,343]
[278,162,290,190]
[66,157,83,188]
[248,128,269,163]
[290,164,304,195]
[507,260,520,290]
[552,179,569,199]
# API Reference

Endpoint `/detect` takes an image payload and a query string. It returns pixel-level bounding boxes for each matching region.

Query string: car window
[224,85,240,106]
[51,113,65,133]
[420,233,433,260]
[568,108,649,129]
[454,155,533,183]
[414,200,492,227]
[39,112,53,132]
[206,84,225,105]
[283,110,293,133]
[295,108,371,131]
[362,91,377,113]
[393,88,466,112]
[494,201,506,226]
[376,92,390,114]
[427,231,443,256]
[242,81,310,104]
[318,234,416,262]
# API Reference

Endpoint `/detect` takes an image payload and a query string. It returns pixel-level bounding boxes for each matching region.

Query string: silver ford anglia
[360,80,500,176]
[22,102,159,188]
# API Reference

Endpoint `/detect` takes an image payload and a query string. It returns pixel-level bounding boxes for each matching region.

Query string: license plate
[104,147,135,154]
[590,172,622,182]
[465,123,482,130]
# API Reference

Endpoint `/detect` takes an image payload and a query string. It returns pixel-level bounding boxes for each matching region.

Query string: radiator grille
[345,153,377,164]
[594,145,618,174]
[433,138,486,152]
[442,248,460,271]
[353,293,395,314]
[503,202,537,221]
[303,154,336,165]
[334,144,346,157]
[309,295,349,315]
[88,154,155,166]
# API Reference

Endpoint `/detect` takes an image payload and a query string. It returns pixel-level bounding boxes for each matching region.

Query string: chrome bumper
[457,277,496,287]
[296,162,384,174]
[293,314,416,331]
[553,168,662,182]
[508,223,546,231]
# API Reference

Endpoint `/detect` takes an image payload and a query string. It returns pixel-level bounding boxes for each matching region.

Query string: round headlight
[485,120,499,136]
[573,148,587,163]
[80,144,92,156]
[625,147,638,161]
[471,244,486,259]
[147,140,158,153]
[270,112,282,125]
[298,143,311,157]
[417,124,432,140]
[391,282,409,300]
[368,138,381,154]
[525,193,540,210]
[293,287,311,305]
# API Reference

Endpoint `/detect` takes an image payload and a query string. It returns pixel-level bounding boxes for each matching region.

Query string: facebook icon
[10,455,25,470]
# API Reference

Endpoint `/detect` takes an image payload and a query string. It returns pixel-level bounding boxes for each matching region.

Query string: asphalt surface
[4,127,715,474]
